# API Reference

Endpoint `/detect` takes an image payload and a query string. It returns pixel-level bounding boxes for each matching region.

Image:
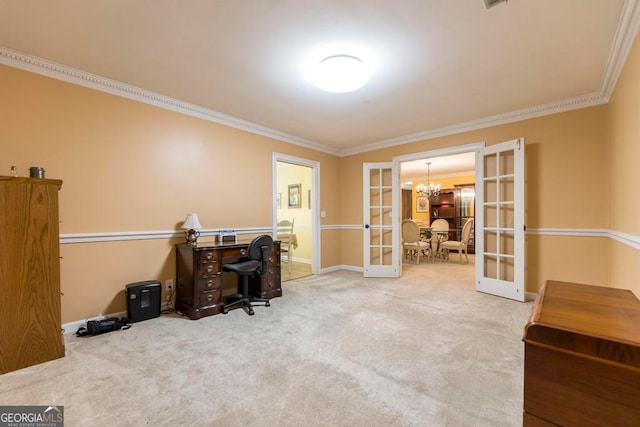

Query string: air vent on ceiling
[484,0,507,9]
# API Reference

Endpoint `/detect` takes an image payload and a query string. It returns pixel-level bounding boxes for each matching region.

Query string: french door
[363,162,400,278]
[475,138,525,301]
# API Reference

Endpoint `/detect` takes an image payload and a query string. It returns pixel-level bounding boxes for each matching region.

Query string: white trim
[0,46,339,157]
[59,226,640,252]
[60,227,270,244]
[609,230,640,250]
[525,228,609,237]
[320,264,364,274]
[321,224,362,230]
[394,142,485,163]
[600,0,640,101]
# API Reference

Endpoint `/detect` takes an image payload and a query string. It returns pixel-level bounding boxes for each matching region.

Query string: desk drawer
[198,262,220,276]
[198,289,222,307]
[197,276,221,292]
[198,250,219,262]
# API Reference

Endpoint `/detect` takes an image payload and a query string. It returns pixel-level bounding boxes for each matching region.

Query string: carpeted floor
[0,261,533,426]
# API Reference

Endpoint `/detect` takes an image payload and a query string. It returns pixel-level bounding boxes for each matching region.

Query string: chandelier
[416,162,440,197]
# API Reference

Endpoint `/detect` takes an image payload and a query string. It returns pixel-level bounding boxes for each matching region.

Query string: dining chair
[402,219,431,264]
[277,218,295,272]
[440,218,474,264]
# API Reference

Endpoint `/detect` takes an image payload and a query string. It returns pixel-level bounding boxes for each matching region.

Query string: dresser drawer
[197,276,221,292]
[198,289,222,307]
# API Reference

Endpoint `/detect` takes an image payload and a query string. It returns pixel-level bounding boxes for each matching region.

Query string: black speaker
[125,280,161,323]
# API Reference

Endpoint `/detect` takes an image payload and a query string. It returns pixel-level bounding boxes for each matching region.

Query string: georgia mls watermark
[0,406,63,427]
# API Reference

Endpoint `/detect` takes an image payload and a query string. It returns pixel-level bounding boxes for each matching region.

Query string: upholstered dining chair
[277,219,295,272]
[440,218,474,264]
[402,219,431,264]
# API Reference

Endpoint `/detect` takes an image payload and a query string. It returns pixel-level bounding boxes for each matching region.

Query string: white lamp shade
[182,213,202,230]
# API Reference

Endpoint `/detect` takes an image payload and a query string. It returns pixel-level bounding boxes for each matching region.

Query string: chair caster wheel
[248,309,255,315]
[222,309,228,314]
[265,301,270,307]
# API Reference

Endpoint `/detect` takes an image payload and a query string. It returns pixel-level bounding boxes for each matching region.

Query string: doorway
[400,152,477,271]
[272,153,320,281]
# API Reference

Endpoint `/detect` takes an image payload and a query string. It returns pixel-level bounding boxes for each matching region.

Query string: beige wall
[608,31,640,293]
[0,64,341,322]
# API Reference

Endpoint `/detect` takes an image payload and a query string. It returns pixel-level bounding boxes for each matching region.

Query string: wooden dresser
[175,241,282,319]
[0,176,65,374]
[522,280,640,426]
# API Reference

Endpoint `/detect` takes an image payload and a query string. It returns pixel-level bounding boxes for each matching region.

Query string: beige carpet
[0,260,533,426]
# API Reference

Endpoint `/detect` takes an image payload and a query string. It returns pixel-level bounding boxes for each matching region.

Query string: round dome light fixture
[309,54,370,93]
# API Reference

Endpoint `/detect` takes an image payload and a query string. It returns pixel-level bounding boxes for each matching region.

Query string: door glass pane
[499,150,515,175]
[484,154,497,177]
[383,247,393,264]
[500,256,515,281]
[370,208,381,226]
[499,205,514,229]
[382,229,393,246]
[500,177,514,202]
[485,231,497,253]
[484,179,497,203]
[382,208,392,226]
[381,169,392,186]
[370,169,380,187]
[382,187,392,206]
[484,255,498,279]
[370,248,381,265]
[370,189,381,207]
[499,232,514,255]
[370,229,381,245]
[485,205,497,228]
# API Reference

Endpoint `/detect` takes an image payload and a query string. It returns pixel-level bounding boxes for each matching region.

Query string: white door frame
[393,141,485,269]
[272,153,320,275]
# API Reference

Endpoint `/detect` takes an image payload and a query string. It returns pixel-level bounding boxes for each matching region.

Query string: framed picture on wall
[416,196,429,213]
[288,183,301,208]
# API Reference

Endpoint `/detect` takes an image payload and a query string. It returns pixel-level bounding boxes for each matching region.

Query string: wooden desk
[522,280,640,426]
[175,240,282,319]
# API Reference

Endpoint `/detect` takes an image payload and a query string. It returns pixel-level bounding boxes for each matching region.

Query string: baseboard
[319,264,363,274]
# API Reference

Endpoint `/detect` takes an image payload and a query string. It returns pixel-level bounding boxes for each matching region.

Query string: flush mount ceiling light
[309,54,370,93]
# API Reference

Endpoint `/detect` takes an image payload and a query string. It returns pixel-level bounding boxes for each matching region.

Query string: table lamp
[182,213,202,247]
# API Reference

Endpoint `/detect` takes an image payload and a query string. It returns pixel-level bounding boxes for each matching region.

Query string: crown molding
[340,91,607,156]
[0,47,341,157]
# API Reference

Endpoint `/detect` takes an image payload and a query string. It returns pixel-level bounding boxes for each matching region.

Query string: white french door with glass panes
[475,138,525,301]
[363,162,400,278]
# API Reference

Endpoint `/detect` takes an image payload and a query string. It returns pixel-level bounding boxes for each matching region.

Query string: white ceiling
[0,0,638,157]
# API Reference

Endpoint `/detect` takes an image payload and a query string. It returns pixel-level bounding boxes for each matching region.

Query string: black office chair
[222,234,273,316]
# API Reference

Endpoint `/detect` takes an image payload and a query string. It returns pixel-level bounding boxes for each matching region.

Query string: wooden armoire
[0,176,65,374]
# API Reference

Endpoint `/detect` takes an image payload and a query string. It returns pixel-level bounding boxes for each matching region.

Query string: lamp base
[185,229,200,247]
